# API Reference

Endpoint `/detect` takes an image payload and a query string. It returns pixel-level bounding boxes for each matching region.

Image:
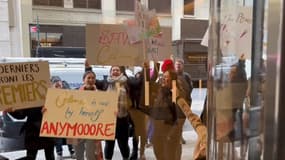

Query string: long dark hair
[82,71,96,80]
[120,66,129,79]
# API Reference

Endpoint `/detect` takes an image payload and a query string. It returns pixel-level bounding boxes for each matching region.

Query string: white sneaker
[56,155,63,160]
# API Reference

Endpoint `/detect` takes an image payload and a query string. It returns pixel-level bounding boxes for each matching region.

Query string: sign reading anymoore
[0,61,50,110]
[86,24,172,66]
[40,88,118,140]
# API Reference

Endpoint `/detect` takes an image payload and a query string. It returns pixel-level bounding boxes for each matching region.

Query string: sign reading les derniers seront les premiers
[0,61,50,110]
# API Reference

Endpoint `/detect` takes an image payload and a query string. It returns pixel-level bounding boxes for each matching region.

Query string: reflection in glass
[208,0,265,159]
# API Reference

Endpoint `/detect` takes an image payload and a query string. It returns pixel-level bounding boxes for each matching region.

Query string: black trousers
[16,146,55,160]
[104,116,130,159]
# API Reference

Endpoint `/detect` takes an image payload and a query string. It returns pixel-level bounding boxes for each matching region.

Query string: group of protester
[4,57,210,160]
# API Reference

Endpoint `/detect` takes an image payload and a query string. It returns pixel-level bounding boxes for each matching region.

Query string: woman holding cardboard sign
[85,61,131,160]
[4,107,55,159]
[72,70,103,160]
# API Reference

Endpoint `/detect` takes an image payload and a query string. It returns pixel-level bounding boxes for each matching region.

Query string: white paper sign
[220,7,253,59]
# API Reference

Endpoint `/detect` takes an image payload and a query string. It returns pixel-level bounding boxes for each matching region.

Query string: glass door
[207,0,268,159]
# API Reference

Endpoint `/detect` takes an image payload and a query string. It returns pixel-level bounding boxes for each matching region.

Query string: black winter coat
[9,107,55,150]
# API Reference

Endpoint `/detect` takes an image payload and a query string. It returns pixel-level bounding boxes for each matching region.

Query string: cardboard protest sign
[86,24,142,66]
[86,24,172,66]
[123,19,142,44]
[0,61,50,110]
[134,0,146,30]
[40,88,118,140]
[145,28,172,61]
[134,0,161,38]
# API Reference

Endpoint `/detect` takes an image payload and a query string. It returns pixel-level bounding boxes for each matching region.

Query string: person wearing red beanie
[161,59,175,73]
[150,58,187,160]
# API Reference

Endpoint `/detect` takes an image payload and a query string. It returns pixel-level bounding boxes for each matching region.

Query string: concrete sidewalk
[0,88,206,159]
[0,130,197,160]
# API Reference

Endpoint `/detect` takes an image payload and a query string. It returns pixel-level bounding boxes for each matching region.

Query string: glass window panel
[149,0,171,14]
[88,0,101,9]
[116,0,135,12]
[33,0,63,6]
[184,0,194,15]
[73,0,87,8]
[50,0,63,6]
[33,0,49,6]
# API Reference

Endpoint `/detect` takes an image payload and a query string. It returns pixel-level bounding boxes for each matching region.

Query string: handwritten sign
[145,30,171,61]
[134,0,161,39]
[0,61,50,110]
[220,7,252,59]
[40,88,118,140]
[135,0,146,30]
[86,24,172,66]
[123,19,142,44]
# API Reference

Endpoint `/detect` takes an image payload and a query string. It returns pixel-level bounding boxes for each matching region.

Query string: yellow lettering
[55,95,65,108]
[33,80,47,100]
[0,80,48,107]
[2,85,13,105]
[25,82,36,101]
[11,83,26,103]
[0,90,2,105]
[56,94,85,108]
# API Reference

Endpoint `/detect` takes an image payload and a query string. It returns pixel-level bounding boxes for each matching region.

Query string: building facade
[1,0,210,57]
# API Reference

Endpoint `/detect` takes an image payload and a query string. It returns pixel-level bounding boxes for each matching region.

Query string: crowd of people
[3,57,210,160]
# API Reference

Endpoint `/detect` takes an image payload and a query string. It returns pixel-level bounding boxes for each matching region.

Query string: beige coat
[177,98,207,160]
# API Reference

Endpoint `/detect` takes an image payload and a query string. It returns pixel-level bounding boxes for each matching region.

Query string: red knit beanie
[161,59,174,73]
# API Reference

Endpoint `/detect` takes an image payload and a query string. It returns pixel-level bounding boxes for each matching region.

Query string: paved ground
[0,89,207,160]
